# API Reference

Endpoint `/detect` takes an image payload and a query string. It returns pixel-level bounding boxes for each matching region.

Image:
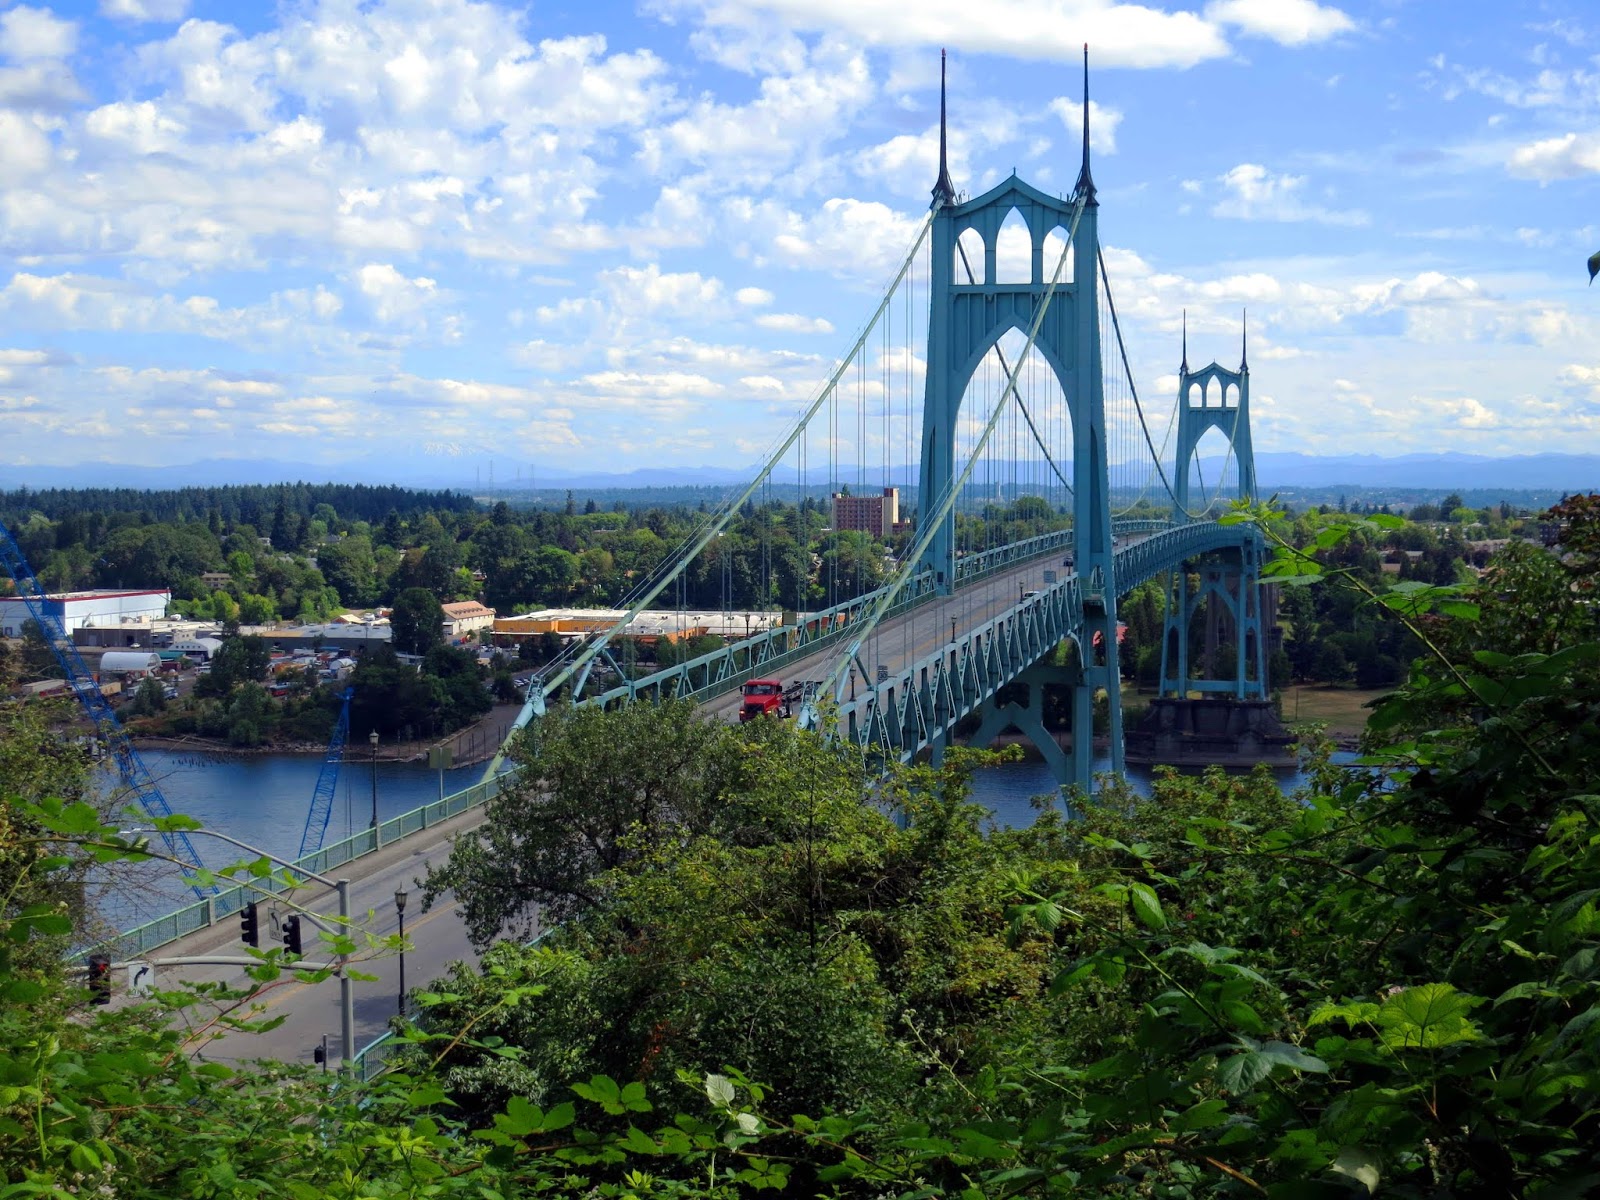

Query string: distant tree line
[1,486,1076,625]
[0,482,474,526]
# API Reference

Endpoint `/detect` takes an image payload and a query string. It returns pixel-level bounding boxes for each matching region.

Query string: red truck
[739,678,793,721]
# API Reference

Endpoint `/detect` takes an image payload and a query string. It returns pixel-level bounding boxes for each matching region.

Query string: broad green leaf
[496,1095,542,1137]
[1129,882,1166,930]
[1376,984,1482,1050]
[618,1126,659,1155]
[1330,1147,1381,1194]
[1216,1040,1327,1093]
[704,1074,736,1108]
[1050,960,1098,993]
[1256,1041,1329,1074]
[1215,1046,1275,1093]
[1175,1099,1230,1131]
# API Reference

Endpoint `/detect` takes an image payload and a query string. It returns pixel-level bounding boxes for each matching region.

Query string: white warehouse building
[0,590,172,639]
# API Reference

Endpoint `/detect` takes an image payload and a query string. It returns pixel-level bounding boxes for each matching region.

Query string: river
[100,747,1343,931]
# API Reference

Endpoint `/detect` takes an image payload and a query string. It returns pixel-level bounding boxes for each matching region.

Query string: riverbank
[129,703,522,766]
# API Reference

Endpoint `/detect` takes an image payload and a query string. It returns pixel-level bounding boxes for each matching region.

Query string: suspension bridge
[492,50,1269,795]
[94,54,1278,1060]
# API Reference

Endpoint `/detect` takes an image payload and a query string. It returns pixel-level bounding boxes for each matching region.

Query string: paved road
[702,549,1085,723]
[121,805,487,1069]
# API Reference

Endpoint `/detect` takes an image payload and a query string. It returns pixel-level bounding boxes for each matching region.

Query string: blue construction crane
[0,517,213,898]
[296,686,353,859]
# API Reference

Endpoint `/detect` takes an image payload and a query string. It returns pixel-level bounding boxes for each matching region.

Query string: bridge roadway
[701,548,1082,725]
[124,542,1116,1069]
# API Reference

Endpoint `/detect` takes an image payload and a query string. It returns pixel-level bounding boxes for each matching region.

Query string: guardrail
[100,771,510,963]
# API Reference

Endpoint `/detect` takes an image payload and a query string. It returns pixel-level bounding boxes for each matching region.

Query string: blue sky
[0,0,1596,482]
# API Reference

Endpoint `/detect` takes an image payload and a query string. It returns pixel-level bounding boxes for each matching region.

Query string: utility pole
[368,729,379,832]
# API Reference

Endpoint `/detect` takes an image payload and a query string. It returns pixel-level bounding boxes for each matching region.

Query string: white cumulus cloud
[0,5,77,60]
[1204,0,1354,45]
[1507,132,1600,181]
[1211,163,1369,226]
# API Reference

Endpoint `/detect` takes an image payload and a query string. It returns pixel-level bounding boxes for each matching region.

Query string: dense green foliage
[3,498,1598,1197]
[0,482,475,524]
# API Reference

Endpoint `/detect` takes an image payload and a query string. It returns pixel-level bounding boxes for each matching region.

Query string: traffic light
[87,954,112,1005]
[239,901,260,947]
[283,915,303,956]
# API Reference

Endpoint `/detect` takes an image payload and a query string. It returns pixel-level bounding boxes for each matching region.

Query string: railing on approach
[99,771,511,963]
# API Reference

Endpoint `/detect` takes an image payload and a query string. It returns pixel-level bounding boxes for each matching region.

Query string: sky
[0,0,1597,484]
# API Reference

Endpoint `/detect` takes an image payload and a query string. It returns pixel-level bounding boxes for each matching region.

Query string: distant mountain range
[1251,452,1600,492]
[1,452,1596,495]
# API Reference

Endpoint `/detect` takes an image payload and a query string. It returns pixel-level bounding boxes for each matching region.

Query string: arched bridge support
[965,654,1088,792]
[1160,338,1265,702]
[917,171,1121,786]
[1158,541,1267,701]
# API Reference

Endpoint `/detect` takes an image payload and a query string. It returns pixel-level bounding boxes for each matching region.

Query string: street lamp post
[394,887,408,1017]
[368,730,379,832]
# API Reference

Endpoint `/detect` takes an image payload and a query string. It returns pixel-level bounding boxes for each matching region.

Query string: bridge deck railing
[579,520,1166,713]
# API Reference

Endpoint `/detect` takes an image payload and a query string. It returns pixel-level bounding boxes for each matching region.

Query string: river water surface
[104,747,1341,930]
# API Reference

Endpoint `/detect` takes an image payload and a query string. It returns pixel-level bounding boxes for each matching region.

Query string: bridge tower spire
[932,49,956,208]
[1075,44,1096,206]
[916,46,1122,793]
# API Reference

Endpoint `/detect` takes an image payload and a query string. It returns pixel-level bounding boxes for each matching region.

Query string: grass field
[1282,685,1391,734]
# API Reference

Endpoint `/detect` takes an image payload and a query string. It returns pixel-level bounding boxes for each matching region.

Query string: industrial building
[0,590,172,639]
[441,600,496,639]
[249,623,393,655]
[831,487,901,538]
[493,608,784,648]
[99,650,162,677]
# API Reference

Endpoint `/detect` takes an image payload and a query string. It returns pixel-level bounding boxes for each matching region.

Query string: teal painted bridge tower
[916,50,1124,786]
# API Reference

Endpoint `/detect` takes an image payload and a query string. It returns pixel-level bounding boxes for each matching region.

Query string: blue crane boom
[297,686,353,859]
[0,517,212,898]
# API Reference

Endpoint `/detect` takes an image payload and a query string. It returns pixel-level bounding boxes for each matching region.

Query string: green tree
[18,619,61,681]
[421,699,754,943]
[1310,639,1349,684]
[348,645,446,739]
[124,676,167,717]
[316,534,377,606]
[390,586,444,655]
[0,702,94,972]
[422,643,492,728]
[195,635,270,697]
